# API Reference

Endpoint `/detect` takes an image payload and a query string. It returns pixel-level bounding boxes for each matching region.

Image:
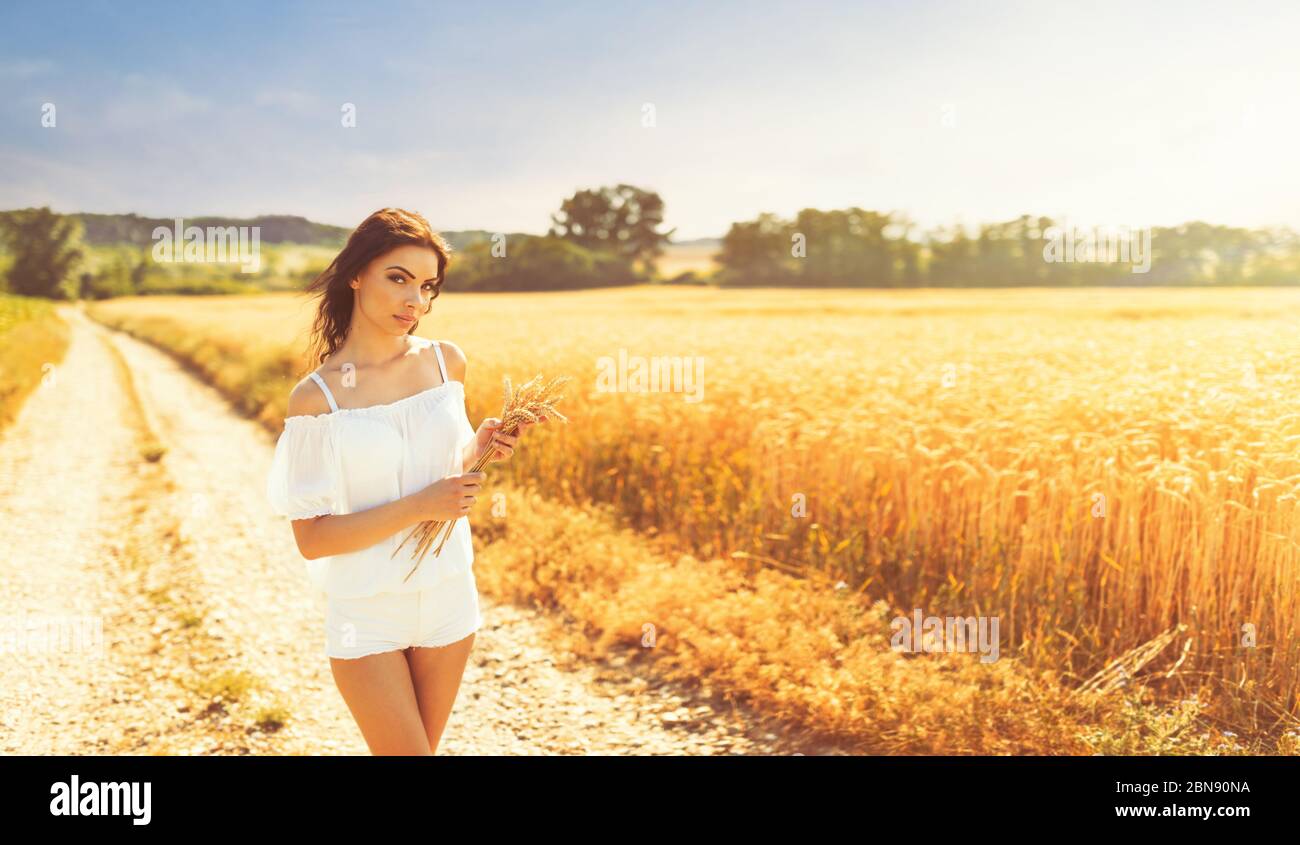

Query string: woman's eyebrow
[385,264,436,282]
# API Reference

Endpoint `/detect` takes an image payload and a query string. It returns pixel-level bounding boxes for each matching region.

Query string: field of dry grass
[84,285,1300,753]
[0,294,69,431]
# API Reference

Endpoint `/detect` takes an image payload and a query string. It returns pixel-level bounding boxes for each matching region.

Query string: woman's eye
[423,282,435,291]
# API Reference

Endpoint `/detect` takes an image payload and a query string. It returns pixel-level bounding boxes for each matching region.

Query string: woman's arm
[292,494,421,560]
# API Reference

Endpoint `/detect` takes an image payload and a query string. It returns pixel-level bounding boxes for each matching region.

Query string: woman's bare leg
[405,632,476,754]
[329,650,431,755]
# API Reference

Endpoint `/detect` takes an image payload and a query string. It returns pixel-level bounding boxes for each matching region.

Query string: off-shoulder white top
[266,337,476,598]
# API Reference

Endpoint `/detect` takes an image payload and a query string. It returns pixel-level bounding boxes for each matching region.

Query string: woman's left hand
[474,414,547,464]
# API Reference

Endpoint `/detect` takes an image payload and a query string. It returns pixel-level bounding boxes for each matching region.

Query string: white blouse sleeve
[266,417,340,520]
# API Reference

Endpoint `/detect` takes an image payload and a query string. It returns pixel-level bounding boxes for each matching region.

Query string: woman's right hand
[412,472,485,522]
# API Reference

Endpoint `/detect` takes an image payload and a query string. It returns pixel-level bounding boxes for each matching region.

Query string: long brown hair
[302,208,451,373]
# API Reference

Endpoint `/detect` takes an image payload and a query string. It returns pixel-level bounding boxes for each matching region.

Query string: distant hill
[68,213,351,246]
[438,229,540,252]
[0,210,538,252]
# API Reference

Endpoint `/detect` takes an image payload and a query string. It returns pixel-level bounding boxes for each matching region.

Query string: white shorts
[324,568,484,660]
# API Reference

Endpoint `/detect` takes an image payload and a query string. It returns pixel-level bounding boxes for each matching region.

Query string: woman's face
[352,244,441,333]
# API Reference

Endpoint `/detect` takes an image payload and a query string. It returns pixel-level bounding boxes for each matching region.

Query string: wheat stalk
[392,372,571,582]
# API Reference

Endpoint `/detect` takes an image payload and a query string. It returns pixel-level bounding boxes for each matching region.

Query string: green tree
[717,208,922,287]
[793,207,899,286]
[549,184,675,270]
[451,235,639,291]
[0,207,84,298]
[715,213,796,286]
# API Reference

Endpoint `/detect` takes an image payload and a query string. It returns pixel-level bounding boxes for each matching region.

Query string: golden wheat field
[0,294,68,429]
[87,285,1300,748]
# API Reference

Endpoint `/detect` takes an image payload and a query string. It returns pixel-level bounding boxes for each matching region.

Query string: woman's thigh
[329,650,431,755]
[405,631,476,754]
[404,570,483,751]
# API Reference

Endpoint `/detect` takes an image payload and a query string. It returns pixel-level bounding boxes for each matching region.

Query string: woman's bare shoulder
[286,374,332,418]
[433,338,467,383]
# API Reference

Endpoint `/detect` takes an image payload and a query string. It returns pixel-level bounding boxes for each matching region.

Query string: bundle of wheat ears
[394,372,571,582]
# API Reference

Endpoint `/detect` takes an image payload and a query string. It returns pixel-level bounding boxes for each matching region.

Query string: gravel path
[0,304,853,755]
[0,304,142,753]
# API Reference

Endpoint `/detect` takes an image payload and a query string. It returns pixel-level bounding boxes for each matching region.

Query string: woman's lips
[393,314,415,324]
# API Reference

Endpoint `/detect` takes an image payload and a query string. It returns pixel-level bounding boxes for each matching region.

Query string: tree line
[716,210,1300,287]
[4,195,1299,298]
[0,185,674,298]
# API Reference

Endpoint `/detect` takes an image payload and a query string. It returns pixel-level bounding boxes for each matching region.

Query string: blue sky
[1,0,1297,239]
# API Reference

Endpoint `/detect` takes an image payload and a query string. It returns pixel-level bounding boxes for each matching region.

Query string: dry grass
[474,479,1269,754]
[0,295,70,433]
[86,285,1300,752]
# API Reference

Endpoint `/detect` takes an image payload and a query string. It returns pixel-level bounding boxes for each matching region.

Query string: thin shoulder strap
[430,340,449,384]
[307,371,339,413]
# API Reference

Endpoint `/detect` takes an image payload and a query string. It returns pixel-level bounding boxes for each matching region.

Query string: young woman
[265,208,543,755]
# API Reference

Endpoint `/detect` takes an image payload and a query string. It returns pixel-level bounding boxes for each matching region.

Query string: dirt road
[0,305,848,755]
